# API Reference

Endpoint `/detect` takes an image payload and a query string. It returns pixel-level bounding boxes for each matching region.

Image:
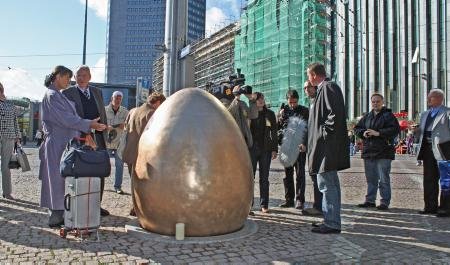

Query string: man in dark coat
[307,62,350,234]
[62,65,110,216]
[354,93,400,210]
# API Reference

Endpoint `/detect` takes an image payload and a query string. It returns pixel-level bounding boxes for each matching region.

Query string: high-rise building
[234,0,329,108]
[106,0,206,85]
[333,0,450,120]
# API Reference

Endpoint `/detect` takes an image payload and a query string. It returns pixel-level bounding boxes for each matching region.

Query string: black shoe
[115,188,124,195]
[100,208,110,216]
[129,208,136,216]
[418,209,437,214]
[436,210,450,217]
[357,202,376,208]
[302,208,323,216]
[48,220,64,228]
[295,201,304,210]
[279,201,295,208]
[311,221,323,227]
[311,224,341,234]
[248,211,255,216]
[376,204,389,210]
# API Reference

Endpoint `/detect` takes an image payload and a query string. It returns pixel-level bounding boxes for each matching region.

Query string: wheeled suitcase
[60,176,101,240]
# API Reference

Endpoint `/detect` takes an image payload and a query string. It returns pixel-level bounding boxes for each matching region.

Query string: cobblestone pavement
[1,146,450,264]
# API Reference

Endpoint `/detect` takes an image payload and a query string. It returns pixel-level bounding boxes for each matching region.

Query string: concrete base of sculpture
[125,219,258,244]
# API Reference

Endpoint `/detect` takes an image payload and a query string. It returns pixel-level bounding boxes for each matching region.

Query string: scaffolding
[234,0,329,108]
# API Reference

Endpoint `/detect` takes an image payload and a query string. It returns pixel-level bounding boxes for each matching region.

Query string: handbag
[15,143,31,172]
[438,160,450,196]
[60,138,111,178]
[8,152,20,169]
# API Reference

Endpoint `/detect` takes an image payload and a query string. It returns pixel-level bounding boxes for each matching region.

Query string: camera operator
[278,89,309,209]
[227,85,258,148]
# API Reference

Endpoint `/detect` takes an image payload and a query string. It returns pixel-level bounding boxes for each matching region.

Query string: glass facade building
[106,0,206,85]
[334,0,450,120]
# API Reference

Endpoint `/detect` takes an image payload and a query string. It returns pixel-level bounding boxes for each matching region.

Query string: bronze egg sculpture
[134,88,253,236]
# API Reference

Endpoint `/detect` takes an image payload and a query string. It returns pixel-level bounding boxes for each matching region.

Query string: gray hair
[429,88,445,100]
[75,65,91,75]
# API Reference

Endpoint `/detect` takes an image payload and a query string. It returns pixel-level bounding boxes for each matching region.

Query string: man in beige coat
[122,92,166,215]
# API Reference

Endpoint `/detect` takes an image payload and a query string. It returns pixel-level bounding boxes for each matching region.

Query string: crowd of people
[0,62,449,234]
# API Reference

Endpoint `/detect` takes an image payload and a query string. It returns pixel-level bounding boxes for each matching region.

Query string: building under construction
[234,0,329,108]
[152,22,239,92]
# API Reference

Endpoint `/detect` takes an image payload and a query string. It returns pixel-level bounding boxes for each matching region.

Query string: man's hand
[271,151,277,160]
[363,129,380,138]
[299,144,306,152]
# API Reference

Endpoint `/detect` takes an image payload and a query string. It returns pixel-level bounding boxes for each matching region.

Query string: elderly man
[63,65,110,216]
[354,93,400,210]
[307,63,350,234]
[105,91,129,194]
[417,89,450,217]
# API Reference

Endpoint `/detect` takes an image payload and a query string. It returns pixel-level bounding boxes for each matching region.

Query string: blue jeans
[108,149,124,190]
[317,170,341,230]
[349,143,356,156]
[364,159,392,206]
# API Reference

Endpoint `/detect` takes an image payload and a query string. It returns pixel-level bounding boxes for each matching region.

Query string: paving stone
[0,149,449,263]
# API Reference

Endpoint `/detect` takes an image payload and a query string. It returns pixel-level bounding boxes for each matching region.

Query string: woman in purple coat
[39,65,106,228]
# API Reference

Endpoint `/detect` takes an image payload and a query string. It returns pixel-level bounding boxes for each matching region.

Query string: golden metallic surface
[134,88,253,236]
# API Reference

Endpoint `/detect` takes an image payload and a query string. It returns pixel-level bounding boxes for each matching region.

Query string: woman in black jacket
[250,92,278,213]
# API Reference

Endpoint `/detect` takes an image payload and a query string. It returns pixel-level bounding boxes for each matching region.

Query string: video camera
[207,69,252,100]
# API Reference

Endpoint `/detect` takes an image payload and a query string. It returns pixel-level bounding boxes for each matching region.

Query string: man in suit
[417,89,450,217]
[62,65,110,216]
[307,62,350,234]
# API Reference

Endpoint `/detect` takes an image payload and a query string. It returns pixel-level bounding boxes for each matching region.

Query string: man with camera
[227,85,258,148]
[105,91,129,195]
[278,89,309,210]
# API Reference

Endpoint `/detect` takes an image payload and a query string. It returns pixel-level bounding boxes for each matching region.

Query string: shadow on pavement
[1,198,450,263]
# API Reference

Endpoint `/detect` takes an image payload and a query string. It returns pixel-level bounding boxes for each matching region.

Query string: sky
[0,0,243,100]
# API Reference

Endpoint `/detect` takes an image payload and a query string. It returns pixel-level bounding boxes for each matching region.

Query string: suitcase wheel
[59,228,67,238]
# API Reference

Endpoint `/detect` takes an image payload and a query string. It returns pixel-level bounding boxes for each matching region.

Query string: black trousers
[250,146,272,208]
[422,140,450,211]
[283,152,306,203]
[311,174,323,210]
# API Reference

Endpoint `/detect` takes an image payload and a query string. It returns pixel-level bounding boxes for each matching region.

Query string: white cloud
[0,68,47,100]
[90,56,106,83]
[79,0,108,20]
[205,7,228,36]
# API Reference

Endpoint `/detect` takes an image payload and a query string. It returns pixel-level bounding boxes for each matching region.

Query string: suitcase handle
[64,194,71,211]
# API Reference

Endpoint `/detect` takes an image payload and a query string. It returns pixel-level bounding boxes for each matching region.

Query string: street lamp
[82,0,88,65]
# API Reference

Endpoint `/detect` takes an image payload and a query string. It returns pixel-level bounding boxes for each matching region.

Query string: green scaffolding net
[235,0,329,109]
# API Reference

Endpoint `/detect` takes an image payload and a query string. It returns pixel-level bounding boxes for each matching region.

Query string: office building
[106,0,206,85]
[334,0,450,120]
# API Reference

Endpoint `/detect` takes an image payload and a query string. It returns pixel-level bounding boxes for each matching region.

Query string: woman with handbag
[39,65,106,228]
[0,82,21,200]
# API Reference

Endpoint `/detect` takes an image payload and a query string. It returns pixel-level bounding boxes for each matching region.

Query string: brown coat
[122,103,155,166]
